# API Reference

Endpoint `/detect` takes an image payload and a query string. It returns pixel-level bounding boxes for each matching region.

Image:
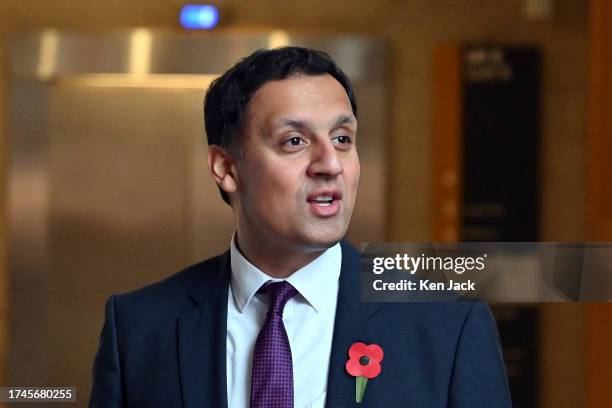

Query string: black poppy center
[359,356,370,365]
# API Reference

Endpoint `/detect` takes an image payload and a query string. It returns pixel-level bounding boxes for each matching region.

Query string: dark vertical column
[461,45,541,242]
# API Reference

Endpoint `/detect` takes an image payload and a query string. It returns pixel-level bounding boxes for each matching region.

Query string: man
[90,47,511,407]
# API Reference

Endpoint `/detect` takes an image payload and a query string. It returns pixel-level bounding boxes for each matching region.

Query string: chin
[299,226,347,250]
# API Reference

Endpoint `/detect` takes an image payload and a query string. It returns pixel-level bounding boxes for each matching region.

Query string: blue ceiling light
[180,5,220,30]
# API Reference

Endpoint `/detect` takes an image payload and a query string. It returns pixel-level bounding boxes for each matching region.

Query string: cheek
[244,161,304,207]
[346,158,361,190]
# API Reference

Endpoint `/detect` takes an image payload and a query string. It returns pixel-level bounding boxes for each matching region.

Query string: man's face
[232,74,360,252]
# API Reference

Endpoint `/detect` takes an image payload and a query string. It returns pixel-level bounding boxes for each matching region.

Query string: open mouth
[306,191,342,216]
[310,195,335,207]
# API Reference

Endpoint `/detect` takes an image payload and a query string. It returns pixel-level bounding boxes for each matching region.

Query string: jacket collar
[179,251,230,408]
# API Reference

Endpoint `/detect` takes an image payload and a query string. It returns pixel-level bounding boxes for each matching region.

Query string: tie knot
[259,281,298,315]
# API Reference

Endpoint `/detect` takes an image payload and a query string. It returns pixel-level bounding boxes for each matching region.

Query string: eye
[332,135,353,145]
[286,136,305,146]
[281,135,307,150]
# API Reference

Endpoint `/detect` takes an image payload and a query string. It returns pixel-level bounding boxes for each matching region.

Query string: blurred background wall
[0,0,605,407]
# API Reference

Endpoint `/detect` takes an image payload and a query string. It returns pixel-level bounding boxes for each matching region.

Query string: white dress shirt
[226,236,341,408]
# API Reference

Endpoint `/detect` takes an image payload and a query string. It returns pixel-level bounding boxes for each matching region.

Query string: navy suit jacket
[90,242,511,407]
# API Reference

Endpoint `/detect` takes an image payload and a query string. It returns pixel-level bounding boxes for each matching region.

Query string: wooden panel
[588,0,612,241]
[587,303,612,407]
[432,45,462,242]
[587,1,612,407]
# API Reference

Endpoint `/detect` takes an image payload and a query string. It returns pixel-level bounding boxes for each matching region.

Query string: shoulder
[110,251,229,321]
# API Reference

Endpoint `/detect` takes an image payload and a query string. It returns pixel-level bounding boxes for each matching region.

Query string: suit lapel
[178,252,230,408]
[326,242,383,407]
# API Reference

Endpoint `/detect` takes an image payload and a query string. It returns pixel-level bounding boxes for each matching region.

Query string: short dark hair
[204,46,358,204]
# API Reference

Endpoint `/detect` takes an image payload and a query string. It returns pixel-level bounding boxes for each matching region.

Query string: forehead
[244,74,354,130]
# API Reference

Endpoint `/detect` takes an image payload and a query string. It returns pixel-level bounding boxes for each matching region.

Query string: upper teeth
[314,195,333,202]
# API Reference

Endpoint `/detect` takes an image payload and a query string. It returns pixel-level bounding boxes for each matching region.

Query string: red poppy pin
[345,342,384,403]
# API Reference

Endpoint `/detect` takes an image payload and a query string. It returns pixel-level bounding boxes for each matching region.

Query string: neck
[235,233,326,279]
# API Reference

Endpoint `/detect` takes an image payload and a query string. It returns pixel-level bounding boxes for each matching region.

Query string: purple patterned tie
[250,281,298,408]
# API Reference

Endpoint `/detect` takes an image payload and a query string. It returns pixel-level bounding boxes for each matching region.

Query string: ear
[208,145,238,195]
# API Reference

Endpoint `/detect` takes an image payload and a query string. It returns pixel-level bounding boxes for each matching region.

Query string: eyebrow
[332,114,357,128]
[277,114,356,131]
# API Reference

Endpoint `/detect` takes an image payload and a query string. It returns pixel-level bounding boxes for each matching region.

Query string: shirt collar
[230,233,341,314]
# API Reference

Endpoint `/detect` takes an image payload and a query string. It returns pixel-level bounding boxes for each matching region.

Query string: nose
[307,138,343,179]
